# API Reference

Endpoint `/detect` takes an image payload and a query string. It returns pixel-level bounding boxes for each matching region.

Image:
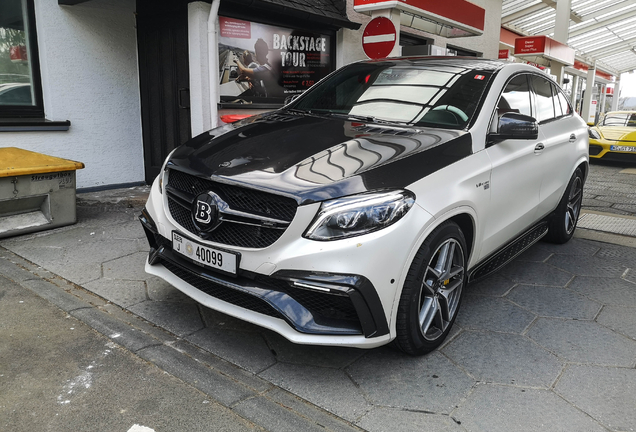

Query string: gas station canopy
[353,0,485,38]
[502,0,636,75]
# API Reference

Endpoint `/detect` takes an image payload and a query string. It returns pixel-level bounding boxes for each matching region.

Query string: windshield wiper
[323,112,408,125]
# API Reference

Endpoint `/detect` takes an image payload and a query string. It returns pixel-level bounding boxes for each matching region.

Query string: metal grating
[577,212,636,237]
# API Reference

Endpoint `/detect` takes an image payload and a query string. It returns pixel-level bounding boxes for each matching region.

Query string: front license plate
[172,232,237,275]
[610,145,636,152]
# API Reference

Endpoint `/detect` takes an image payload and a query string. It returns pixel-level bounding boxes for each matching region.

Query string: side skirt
[468,221,549,282]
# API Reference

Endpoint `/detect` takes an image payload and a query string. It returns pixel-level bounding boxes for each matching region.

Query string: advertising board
[218,17,334,105]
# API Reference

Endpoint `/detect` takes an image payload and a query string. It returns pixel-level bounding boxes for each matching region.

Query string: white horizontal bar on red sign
[363,34,396,44]
[353,0,485,37]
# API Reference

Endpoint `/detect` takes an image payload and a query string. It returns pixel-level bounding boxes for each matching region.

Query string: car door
[481,73,544,259]
[532,77,580,218]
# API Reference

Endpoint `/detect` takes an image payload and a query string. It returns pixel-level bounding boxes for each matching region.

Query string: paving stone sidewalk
[1,162,636,431]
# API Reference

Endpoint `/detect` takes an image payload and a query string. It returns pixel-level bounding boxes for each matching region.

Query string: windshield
[602,113,636,127]
[290,61,493,129]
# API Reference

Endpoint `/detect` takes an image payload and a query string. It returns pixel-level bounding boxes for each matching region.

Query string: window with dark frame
[0,0,44,119]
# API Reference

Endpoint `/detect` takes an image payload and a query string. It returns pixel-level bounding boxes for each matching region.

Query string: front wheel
[395,221,467,356]
[544,168,584,244]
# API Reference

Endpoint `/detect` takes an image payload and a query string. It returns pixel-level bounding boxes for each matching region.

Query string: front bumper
[139,177,434,348]
[589,139,636,161]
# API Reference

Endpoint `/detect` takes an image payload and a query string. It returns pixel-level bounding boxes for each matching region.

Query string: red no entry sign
[362,16,397,59]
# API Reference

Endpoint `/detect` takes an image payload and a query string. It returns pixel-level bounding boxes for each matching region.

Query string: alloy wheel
[418,238,465,341]
[565,176,583,235]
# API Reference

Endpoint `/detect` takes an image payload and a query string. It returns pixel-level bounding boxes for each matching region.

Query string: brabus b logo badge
[192,192,223,232]
[195,201,212,224]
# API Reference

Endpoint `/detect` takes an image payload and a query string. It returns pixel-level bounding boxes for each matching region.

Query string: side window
[0,0,44,119]
[497,74,532,118]
[556,88,572,117]
[531,76,555,123]
[552,84,563,117]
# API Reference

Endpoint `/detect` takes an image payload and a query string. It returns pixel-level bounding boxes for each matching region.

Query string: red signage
[498,49,510,59]
[362,17,397,59]
[354,0,485,33]
[514,36,546,55]
[514,36,574,66]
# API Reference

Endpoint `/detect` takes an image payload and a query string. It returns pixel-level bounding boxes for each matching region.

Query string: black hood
[167,112,472,205]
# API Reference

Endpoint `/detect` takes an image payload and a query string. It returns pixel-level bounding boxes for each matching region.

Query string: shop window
[0,0,44,118]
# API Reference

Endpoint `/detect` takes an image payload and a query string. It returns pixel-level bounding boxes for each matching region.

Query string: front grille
[589,144,603,156]
[166,169,298,248]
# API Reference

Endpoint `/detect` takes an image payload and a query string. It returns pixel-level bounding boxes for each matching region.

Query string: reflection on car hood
[598,126,636,142]
[167,112,472,204]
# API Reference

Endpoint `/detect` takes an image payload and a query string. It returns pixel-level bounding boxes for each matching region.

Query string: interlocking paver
[548,254,627,278]
[347,350,474,414]
[568,276,636,307]
[506,285,601,319]
[259,362,372,422]
[442,331,562,387]
[597,305,636,340]
[466,274,516,297]
[556,365,636,432]
[83,278,147,308]
[357,407,465,432]
[454,385,606,432]
[497,261,572,286]
[127,300,205,337]
[103,251,152,281]
[457,295,536,333]
[185,327,276,373]
[526,318,636,366]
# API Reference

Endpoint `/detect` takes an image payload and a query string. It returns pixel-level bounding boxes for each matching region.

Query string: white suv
[139,58,588,355]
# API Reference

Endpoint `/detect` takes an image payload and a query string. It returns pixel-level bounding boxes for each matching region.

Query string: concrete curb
[0,247,364,432]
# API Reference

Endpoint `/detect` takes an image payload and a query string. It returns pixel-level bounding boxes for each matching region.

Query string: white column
[582,63,597,124]
[188,2,212,136]
[599,83,607,115]
[612,75,621,111]
[570,74,579,104]
[554,0,572,44]
[552,0,572,86]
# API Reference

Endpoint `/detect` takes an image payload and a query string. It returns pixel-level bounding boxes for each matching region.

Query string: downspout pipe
[208,0,221,129]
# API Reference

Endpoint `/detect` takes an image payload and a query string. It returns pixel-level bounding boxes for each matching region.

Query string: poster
[218,17,333,105]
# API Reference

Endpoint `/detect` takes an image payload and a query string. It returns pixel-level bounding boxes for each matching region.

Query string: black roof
[224,0,359,30]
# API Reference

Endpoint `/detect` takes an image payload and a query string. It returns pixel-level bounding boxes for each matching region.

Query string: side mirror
[489,113,538,143]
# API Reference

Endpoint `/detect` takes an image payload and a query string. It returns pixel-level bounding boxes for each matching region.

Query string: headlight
[304,190,415,241]
[588,128,601,140]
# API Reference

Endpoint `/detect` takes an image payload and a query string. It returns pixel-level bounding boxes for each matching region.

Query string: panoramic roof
[502,0,636,75]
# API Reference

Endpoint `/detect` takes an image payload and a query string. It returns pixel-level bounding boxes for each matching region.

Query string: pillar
[611,75,621,111]
[552,0,572,86]
[581,62,597,124]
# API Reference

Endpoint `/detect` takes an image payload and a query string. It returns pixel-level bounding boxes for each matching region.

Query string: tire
[395,221,467,356]
[544,168,584,244]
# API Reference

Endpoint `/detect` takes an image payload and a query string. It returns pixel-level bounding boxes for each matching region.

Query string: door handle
[178,88,190,109]
[534,143,545,154]
[569,134,576,142]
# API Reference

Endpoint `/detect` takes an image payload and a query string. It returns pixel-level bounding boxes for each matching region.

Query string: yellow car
[588,111,636,161]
